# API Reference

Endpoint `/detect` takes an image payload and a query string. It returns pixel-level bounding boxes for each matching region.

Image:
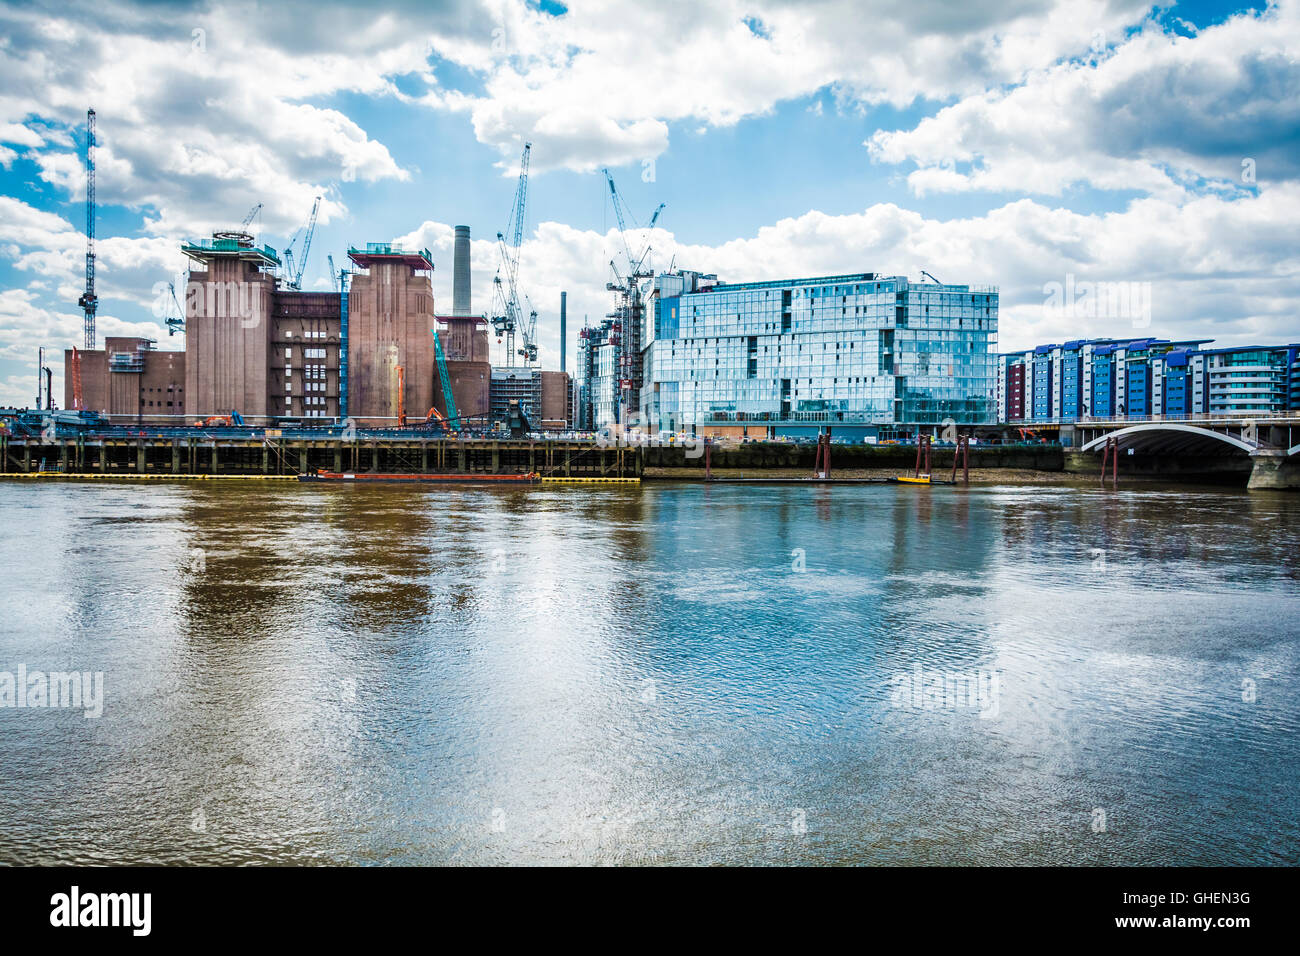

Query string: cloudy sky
[1,0,1297,406]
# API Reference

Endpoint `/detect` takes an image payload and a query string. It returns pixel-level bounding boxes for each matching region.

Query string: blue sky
[1,0,1298,406]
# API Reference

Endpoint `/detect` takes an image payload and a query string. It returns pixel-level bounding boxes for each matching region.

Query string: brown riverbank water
[0,480,1296,864]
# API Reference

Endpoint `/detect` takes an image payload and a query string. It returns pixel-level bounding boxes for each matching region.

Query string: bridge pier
[1248,454,1300,491]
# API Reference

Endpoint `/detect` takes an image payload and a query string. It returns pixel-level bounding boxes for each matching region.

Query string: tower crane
[328,255,338,293]
[491,143,531,365]
[600,168,664,425]
[283,197,320,290]
[165,281,186,336]
[241,202,263,231]
[214,202,262,243]
[77,108,97,350]
[602,168,635,272]
[517,295,538,365]
[295,196,320,289]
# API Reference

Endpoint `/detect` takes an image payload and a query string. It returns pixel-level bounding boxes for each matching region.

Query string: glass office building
[637,271,998,438]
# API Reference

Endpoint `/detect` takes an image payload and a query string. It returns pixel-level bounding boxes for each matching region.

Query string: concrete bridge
[1069,417,1300,490]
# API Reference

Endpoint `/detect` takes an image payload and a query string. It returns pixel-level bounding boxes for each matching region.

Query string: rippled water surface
[0,480,1297,865]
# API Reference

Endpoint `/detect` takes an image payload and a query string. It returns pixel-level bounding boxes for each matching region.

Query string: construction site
[0,122,613,480]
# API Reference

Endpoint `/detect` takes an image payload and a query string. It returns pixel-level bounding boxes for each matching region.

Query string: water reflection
[0,481,1296,865]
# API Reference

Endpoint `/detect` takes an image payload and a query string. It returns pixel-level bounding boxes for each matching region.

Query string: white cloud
[0,0,439,235]
[866,2,1300,196]
[0,288,161,406]
[0,197,186,309]
[415,0,1154,172]
[394,181,1300,371]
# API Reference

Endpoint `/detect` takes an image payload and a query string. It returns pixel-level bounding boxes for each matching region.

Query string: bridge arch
[1079,423,1259,456]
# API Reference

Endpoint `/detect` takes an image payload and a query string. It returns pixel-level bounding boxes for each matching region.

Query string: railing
[1007,410,1300,425]
[107,352,144,372]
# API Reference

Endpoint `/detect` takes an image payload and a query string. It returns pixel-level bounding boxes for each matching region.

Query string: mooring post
[173,441,182,475]
[137,440,146,474]
[705,438,712,482]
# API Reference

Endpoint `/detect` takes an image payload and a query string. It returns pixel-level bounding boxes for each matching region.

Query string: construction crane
[214,203,262,244]
[165,281,186,336]
[69,346,84,410]
[921,270,943,285]
[396,364,406,427]
[603,169,665,279]
[491,142,531,365]
[295,196,320,289]
[241,203,263,231]
[282,197,321,290]
[36,347,55,411]
[517,294,538,365]
[601,168,663,424]
[328,255,338,293]
[77,108,97,350]
[431,325,460,429]
[631,202,666,275]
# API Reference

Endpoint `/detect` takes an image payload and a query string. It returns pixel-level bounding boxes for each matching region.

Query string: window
[284,348,292,359]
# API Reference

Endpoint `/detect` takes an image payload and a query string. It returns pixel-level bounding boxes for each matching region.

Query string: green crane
[431,326,459,430]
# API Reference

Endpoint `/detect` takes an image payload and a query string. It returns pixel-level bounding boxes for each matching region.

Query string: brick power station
[65,226,570,429]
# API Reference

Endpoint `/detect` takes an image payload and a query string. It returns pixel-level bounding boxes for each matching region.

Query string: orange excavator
[426,406,450,430]
[192,410,246,427]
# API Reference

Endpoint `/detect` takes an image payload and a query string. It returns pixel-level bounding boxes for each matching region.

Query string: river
[0,480,1296,865]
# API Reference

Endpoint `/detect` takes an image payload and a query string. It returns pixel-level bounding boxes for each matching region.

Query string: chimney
[560,291,567,374]
[452,225,471,315]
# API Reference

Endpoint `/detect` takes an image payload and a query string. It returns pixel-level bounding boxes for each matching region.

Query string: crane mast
[600,169,663,425]
[77,109,97,350]
[282,197,320,290]
[492,143,533,365]
[295,196,320,289]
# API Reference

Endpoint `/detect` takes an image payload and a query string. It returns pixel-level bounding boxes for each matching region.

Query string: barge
[300,470,540,484]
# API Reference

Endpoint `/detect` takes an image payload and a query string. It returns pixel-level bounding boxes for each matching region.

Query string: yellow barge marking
[896,475,932,484]
[541,477,641,484]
